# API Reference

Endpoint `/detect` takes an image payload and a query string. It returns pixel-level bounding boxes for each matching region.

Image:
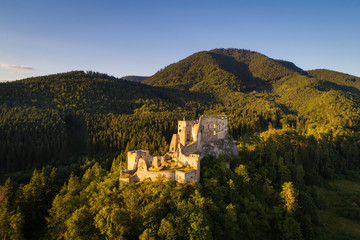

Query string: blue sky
[1,0,359,81]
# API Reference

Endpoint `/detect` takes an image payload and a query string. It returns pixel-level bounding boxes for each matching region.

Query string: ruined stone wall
[198,115,228,143]
[152,156,161,168]
[174,171,186,182]
[145,155,154,168]
[184,170,199,182]
[133,170,199,183]
[179,142,198,156]
[178,147,200,169]
[127,150,149,171]
[178,121,187,146]
[120,175,140,184]
[137,170,175,181]
[137,158,148,172]
[216,116,228,139]
[178,120,199,146]
[190,123,199,143]
[127,150,154,170]
[174,170,198,182]
[169,134,179,152]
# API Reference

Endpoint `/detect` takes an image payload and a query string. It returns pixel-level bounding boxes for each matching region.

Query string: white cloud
[1,63,35,71]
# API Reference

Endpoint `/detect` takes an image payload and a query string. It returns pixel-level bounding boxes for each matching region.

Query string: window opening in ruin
[213,131,216,136]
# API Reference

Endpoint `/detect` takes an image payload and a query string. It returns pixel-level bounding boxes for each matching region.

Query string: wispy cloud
[1,63,35,71]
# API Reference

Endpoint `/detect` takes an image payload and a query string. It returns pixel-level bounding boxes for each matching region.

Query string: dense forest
[1,49,360,239]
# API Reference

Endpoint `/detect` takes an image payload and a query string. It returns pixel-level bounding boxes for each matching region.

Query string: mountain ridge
[143,48,307,93]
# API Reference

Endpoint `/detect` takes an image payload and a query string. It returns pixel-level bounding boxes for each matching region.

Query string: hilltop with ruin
[120,115,238,183]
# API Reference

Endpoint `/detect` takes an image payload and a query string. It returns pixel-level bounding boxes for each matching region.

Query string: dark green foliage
[0,106,66,171]
[335,192,360,222]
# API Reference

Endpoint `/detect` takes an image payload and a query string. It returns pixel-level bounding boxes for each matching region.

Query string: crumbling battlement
[120,115,238,184]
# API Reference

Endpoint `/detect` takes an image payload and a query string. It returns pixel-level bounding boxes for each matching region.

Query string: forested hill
[307,69,360,93]
[143,48,306,92]
[1,49,360,240]
[0,71,195,114]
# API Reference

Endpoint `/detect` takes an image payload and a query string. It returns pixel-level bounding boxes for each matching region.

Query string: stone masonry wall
[169,134,179,152]
[175,170,199,182]
[198,116,228,143]
[178,147,200,169]
[178,120,199,146]
[137,170,175,181]
[127,150,149,171]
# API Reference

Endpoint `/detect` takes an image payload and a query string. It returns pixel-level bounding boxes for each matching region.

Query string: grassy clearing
[149,160,195,172]
[172,165,195,172]
[331,179,360,192]
[317,210,360,239]
[316,179,360,239]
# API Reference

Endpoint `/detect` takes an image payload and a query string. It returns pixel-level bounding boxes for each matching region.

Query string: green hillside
[144,48,305,92]
[1,49,360,240]
[0,71,187,113]
[308,69,360,94]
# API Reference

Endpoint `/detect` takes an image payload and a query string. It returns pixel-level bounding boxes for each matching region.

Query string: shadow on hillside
[0,81,57,108]
[322,81,360,96]
[0,78,214,114]
[275,60,306,75]
[277,102,298,115]
[208,52,273,92]
[147,84,214,105]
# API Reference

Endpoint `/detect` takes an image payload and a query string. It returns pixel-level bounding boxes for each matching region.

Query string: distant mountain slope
[143,48,304,92]
[0,71,156,113]
[307,69,360,94]
[0,71,207,114]
[122,75,150,82]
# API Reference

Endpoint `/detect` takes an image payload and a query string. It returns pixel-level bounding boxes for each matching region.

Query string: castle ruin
[120,115,238,183]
